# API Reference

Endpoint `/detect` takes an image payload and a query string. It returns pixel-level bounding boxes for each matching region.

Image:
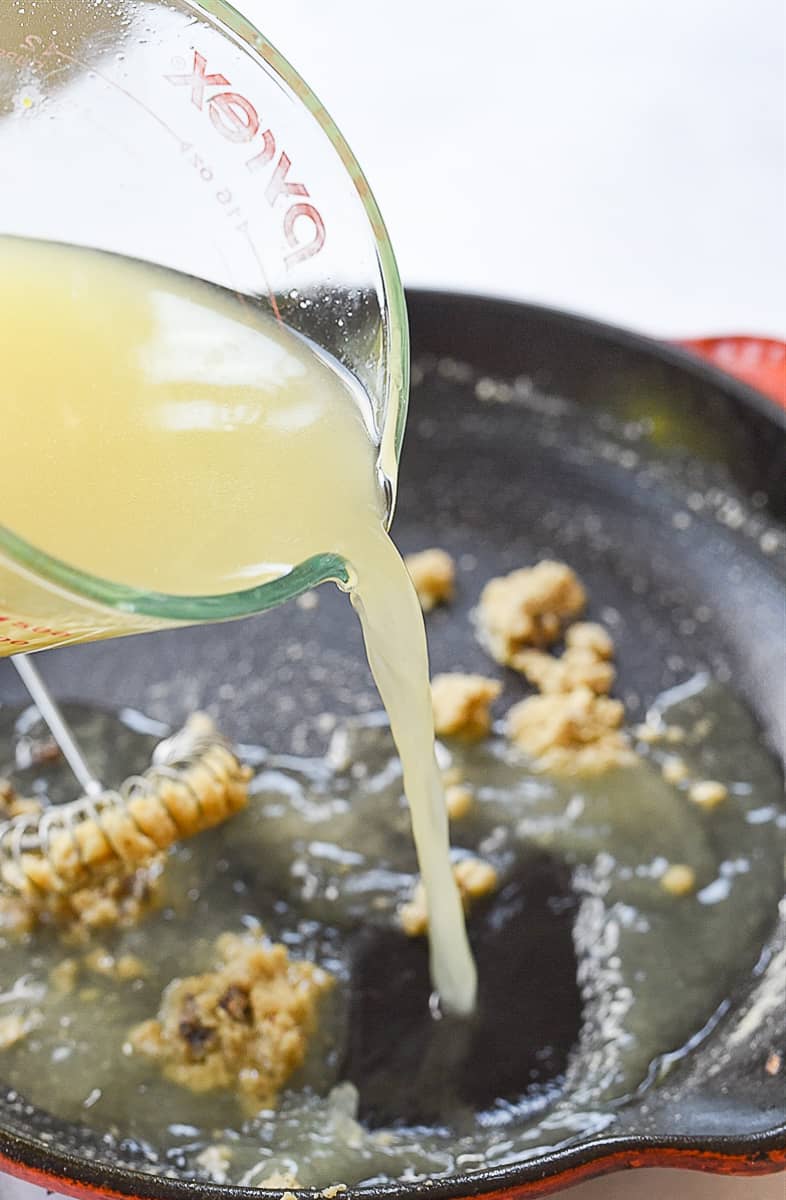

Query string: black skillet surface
[0,291,784,1198]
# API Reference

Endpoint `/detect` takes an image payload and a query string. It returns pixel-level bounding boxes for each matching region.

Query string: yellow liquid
[0,237,475,1014]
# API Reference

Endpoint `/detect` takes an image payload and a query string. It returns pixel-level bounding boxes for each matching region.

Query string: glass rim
[1,0,409,622]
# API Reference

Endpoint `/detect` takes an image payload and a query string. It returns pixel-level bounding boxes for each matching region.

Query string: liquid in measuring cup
[0,236,476,1014]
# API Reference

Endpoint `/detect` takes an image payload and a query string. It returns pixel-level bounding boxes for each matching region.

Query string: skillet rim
[1,1127,784,1199]
[405,287,786,434]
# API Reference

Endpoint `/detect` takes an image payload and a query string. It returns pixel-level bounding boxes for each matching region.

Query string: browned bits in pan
[127,929,333,1110]
[476,560,586,660]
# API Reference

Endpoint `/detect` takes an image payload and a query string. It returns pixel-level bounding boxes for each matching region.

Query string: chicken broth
[0,236,474,1014]
[0,676,782,1189]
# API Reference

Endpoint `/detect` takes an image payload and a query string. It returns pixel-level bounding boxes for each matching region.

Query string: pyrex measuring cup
[0,0,408,655]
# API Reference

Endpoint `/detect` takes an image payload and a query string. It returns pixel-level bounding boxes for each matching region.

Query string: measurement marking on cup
[0,615,71,647]
[10,32,276,312]
[177,144,251,237]
[9,29,300,324]
[184,148,213,182]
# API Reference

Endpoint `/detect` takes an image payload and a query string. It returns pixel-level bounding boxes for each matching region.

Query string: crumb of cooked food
[0,1011,41,1050]
[116,953,148,980]
[512,618,616,694]
[195,1144,232,1184]
[0,779,43,820]
[689,780,728,810]
[0,894,36,936]
[260,1172,301,1190]
[664,725,686,744]
[513,646,615,695]
[765,1051,782,1076]
[506,687,635,775]
[322,1185,348,1198]
[127,930,333,1111]
[82,948,147,981]
[564,622,614,659]
[56,861,166,940]
[660,863,696,896]
[399,890,429,937]
[632,722,686,747]
[633,722,662,744]
[50,958,80,994]
[400,856,499,937]
[431,673,502,741]
[2,861,162,940]
[405,547,456,612]
[453,856,498,899]
[445,783,474,821]
[476,560,586,662]
[661,756,690,785]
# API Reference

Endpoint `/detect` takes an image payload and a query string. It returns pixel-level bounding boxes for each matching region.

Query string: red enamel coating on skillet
[674,336,786,407]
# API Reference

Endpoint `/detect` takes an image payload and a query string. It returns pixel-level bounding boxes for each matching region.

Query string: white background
[257,0,786,340]
[4,2,784,1199]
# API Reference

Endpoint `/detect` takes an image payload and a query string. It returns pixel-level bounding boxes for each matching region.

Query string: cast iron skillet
[0,291,784,1199]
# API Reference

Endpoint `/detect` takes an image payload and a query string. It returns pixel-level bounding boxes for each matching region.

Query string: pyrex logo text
[166,51,325,267]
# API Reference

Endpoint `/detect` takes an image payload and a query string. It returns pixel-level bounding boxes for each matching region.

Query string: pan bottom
[0,668,781,1190]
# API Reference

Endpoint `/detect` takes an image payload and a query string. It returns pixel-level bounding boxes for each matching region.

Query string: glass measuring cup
[0,0,408,655]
